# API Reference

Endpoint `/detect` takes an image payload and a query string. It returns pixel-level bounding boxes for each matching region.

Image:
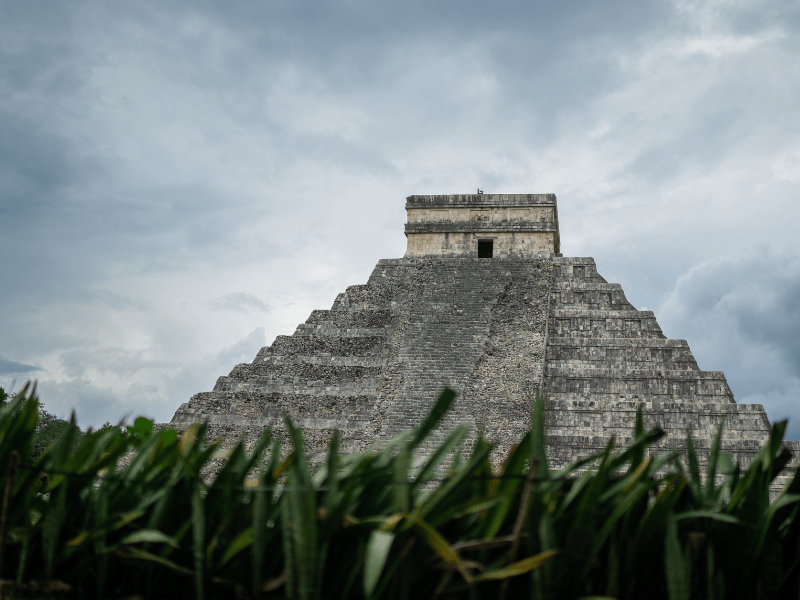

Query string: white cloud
[207,292,271,313]
[773,150,800,181]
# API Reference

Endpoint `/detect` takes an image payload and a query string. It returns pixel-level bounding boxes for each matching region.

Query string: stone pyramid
[171,193,792,475]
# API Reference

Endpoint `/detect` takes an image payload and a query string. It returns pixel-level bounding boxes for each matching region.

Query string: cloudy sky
[1,0,799,438]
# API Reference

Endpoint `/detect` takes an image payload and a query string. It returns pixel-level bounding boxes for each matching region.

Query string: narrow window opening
[478,240,493,258]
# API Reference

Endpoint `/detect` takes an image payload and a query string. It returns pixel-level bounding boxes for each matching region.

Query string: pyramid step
[546,371,734,401]
[258,392,376,420]
[553,295,634,310]
[546,354,697,370]
[543,398,767,412]
[176,411,367,431]
[545,399,768,431]
[217,363,383,391]
[548,337,690,348]
[546,366,727,379]
[304,308,395,328]
[292,324,390,337]
[256,334,387,359]
[552,258,607,281]
[173,391,375,421]
[546,392,733,404]
[230,362,382,379]
[367,258,420,284]
[213,378,380,395]
[257,355,386,367]
[549,329,666,340]
[551,308,658,318]
[549,310,665,338]
[552,282,624,291]
[333,280,410,310]
[544,432,767,472]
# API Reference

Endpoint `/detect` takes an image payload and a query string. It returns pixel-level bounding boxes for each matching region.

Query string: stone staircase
[170,258,419,455]
[544,257,776,472]
[376,258,551,460]
[170,257,553,458]
[171,254,797,492]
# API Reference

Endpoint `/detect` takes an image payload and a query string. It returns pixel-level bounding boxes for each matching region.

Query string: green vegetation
[0,383,799,599]
[0,385,93,458]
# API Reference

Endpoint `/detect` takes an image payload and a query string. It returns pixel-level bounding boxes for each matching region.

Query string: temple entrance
[478,240,493,258]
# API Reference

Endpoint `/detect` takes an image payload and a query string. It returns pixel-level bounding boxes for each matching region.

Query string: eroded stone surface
[169,194,797,485]
[542,257,782,472]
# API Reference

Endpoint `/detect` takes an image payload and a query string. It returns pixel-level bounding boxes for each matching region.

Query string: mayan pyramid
[171,193,787,473]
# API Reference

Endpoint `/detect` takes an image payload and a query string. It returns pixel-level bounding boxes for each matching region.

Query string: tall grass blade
[685,433,702,502]
[704,419,725,504]
[364,530,395,598]
[476,549,560,581]
[414,519,472,583]
[191,484,205,600]
[219,526,253,567]
[411,388,456,448]
[531,391,549,476]
[664,513,690,600]
[283,419,319,600]
[631,405,646,467]
[413,424,469,491]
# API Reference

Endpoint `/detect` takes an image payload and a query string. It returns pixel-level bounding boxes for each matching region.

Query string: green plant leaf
[674,510,743,525]
[685,433,702,503]
[410,440,492,525]
[191,484,205,600]
[413,423,469,491]
[392,446,411,514]
[475,548,559,580]
[364,530,394,598]
[704,419,725,504]
[282,419,319,600]
[531,390,549,476]
[753,493,800,554]
[414,519,473,583]
[116,546,192,575]
[220,527,253,567]
[120,529,180,548]
[411,388,456,448]
[664,513,690,600]
[127,416,154,439]
[112,509,145,530]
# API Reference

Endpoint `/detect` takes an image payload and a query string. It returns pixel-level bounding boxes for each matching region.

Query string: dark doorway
[478,240,493,258]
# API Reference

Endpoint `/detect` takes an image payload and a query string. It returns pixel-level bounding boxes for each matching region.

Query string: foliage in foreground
[0,385,108,458]
[0,383,799,599]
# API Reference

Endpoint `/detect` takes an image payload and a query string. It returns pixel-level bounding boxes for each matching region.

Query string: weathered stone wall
[403,193,560,258]
[542,257,777,475]
[171,257,551,461]
[460,262,552,461]
[405,193,557,207]
[170,257,421,457]
[374,258,551,461]
[404,232,558,259]
[407,206,554,224]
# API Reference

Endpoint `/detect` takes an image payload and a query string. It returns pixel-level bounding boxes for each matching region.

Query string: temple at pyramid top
[404,193,561,258]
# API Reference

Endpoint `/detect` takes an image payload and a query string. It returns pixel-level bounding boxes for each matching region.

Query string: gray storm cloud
[0,356,41,376]
[0,0,798,434]
[658,248,800,437]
